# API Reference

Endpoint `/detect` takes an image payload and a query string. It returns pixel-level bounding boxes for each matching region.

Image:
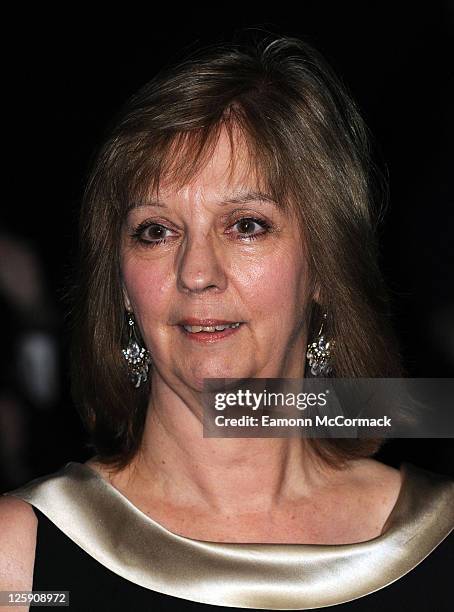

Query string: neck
[122,373,336,516]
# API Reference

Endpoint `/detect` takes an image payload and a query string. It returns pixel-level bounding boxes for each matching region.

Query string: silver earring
[122,312,152,388]
[306,313,334,376]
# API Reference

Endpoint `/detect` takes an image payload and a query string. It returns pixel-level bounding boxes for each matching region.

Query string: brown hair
[70,32,403,471]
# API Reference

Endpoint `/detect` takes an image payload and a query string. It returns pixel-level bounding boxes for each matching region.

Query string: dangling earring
[122,311,152,388]
[306,312,335,376]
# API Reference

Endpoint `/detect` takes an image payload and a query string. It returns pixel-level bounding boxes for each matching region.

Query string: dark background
[1,3,453,490]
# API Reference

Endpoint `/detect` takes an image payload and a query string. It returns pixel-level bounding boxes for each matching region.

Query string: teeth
[183,322,241,333]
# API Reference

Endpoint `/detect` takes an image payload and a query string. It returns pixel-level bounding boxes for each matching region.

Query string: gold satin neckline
[5,461,454,610]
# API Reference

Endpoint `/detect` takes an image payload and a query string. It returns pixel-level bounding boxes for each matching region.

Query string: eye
[130,222,176,246]
[129,216,272,247]
[230,217,271,240]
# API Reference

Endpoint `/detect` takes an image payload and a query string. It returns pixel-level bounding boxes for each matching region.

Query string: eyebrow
[218,190,278,206]
[131,190,279,209]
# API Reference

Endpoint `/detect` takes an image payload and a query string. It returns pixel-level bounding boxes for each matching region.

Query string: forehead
[153,125,265,201]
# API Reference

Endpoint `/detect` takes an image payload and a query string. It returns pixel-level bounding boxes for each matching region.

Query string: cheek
[121,255,172,320]
[233,248,308,323]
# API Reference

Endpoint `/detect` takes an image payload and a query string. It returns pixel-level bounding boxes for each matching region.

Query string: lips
[176,317,244,340]
[177,318,241,326]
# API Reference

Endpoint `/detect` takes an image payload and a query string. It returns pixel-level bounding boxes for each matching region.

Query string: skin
[121,133,310,393]
[0,128,403,595]
[85,126,402,543]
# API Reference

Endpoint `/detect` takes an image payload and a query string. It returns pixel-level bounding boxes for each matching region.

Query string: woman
[1,34,453,611]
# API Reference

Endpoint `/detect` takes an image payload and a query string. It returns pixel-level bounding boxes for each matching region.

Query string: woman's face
[121,128,315,392]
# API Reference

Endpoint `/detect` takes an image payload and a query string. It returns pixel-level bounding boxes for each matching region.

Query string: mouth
[177,319,244,342]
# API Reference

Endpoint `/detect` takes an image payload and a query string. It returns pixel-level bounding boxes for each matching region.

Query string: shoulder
[345,457,454,511]
[321,457,451,544]
[0,495,37,590]
[346,458,403,499]
[334,458,404,512]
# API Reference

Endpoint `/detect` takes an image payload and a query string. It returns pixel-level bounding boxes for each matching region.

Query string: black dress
[5,461,454,611]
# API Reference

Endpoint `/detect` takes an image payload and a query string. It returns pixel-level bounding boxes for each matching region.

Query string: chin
[184,360,251,391]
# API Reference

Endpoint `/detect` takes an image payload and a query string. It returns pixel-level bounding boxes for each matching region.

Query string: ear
[122,282,132,312]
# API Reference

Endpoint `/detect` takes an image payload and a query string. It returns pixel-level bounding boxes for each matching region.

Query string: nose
[176,232,227,295]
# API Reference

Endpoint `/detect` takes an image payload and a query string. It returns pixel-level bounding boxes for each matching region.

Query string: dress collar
[5,461,454,610]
